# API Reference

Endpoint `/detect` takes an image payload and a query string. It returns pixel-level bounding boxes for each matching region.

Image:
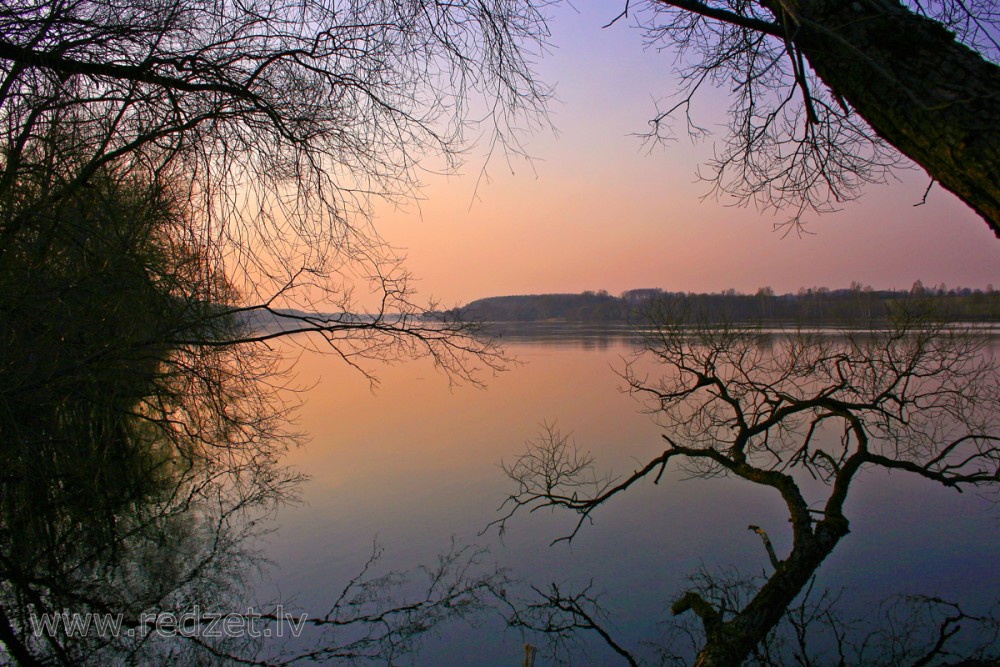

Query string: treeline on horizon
[448,282,1000,326]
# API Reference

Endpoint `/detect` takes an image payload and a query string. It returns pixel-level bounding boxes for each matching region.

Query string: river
[256,329,1000,664]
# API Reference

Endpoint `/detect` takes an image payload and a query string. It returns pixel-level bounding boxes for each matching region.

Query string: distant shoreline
[444,287,1000,327]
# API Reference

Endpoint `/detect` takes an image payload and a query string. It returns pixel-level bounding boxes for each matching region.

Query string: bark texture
[690,519,849,667]
[769,0,1000,237]
[681,458,855,667]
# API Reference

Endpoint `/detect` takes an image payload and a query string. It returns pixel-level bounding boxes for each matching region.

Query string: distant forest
[448,282,1000,326]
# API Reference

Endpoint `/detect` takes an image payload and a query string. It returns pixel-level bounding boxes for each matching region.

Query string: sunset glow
[373,4,999,306]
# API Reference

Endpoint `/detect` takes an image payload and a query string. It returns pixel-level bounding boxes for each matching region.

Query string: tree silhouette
[0,4,549,660]
[0,158,510,666]
[0,0,549,378]
[496,302,1000,666]
[613,0,1000,236]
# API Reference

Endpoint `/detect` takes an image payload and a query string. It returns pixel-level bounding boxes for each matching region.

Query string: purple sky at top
[372,3,999,307]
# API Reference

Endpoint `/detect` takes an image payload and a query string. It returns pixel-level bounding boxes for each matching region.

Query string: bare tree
[0,395,506,666]
[0,159,515,666]
[0,1,547,643]
[0,5,552,657]
[495,302,1000,666]
[608,0,1000,236]
[649,572,1000,666]
[0,0,550,378]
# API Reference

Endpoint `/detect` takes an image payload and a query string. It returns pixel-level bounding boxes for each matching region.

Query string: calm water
[258,332,1000,665]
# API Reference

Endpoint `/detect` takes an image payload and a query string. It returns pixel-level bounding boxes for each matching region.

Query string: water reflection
[0,142,512,665]
[497,318,1000,664]
[0,164,301,664]
[3,315,997,665]
[0,337,299,663]
[484,322,646,350]
[265,330,1000,665]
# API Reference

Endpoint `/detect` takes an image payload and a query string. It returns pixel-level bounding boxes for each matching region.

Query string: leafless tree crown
[494,304,999,665]
[0,0,552,381]
[618,0,1000,232]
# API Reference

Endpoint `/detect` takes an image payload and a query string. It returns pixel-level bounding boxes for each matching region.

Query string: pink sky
[373,4,999,307]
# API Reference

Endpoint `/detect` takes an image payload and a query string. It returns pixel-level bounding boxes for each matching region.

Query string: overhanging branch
[653,0,784,38]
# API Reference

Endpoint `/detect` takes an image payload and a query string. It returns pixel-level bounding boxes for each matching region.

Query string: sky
[372,3,999,307]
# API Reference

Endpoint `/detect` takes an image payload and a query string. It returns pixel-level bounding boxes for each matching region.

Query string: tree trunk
[691,519,849,667]
[771,0,1000,237]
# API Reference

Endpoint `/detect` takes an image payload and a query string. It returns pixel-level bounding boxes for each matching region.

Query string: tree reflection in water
[495,301,1000,666]
[0,155,297,663]
[0,160,503,665]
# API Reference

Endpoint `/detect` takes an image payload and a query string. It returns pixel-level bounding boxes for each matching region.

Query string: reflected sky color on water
[260,332,999,664]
